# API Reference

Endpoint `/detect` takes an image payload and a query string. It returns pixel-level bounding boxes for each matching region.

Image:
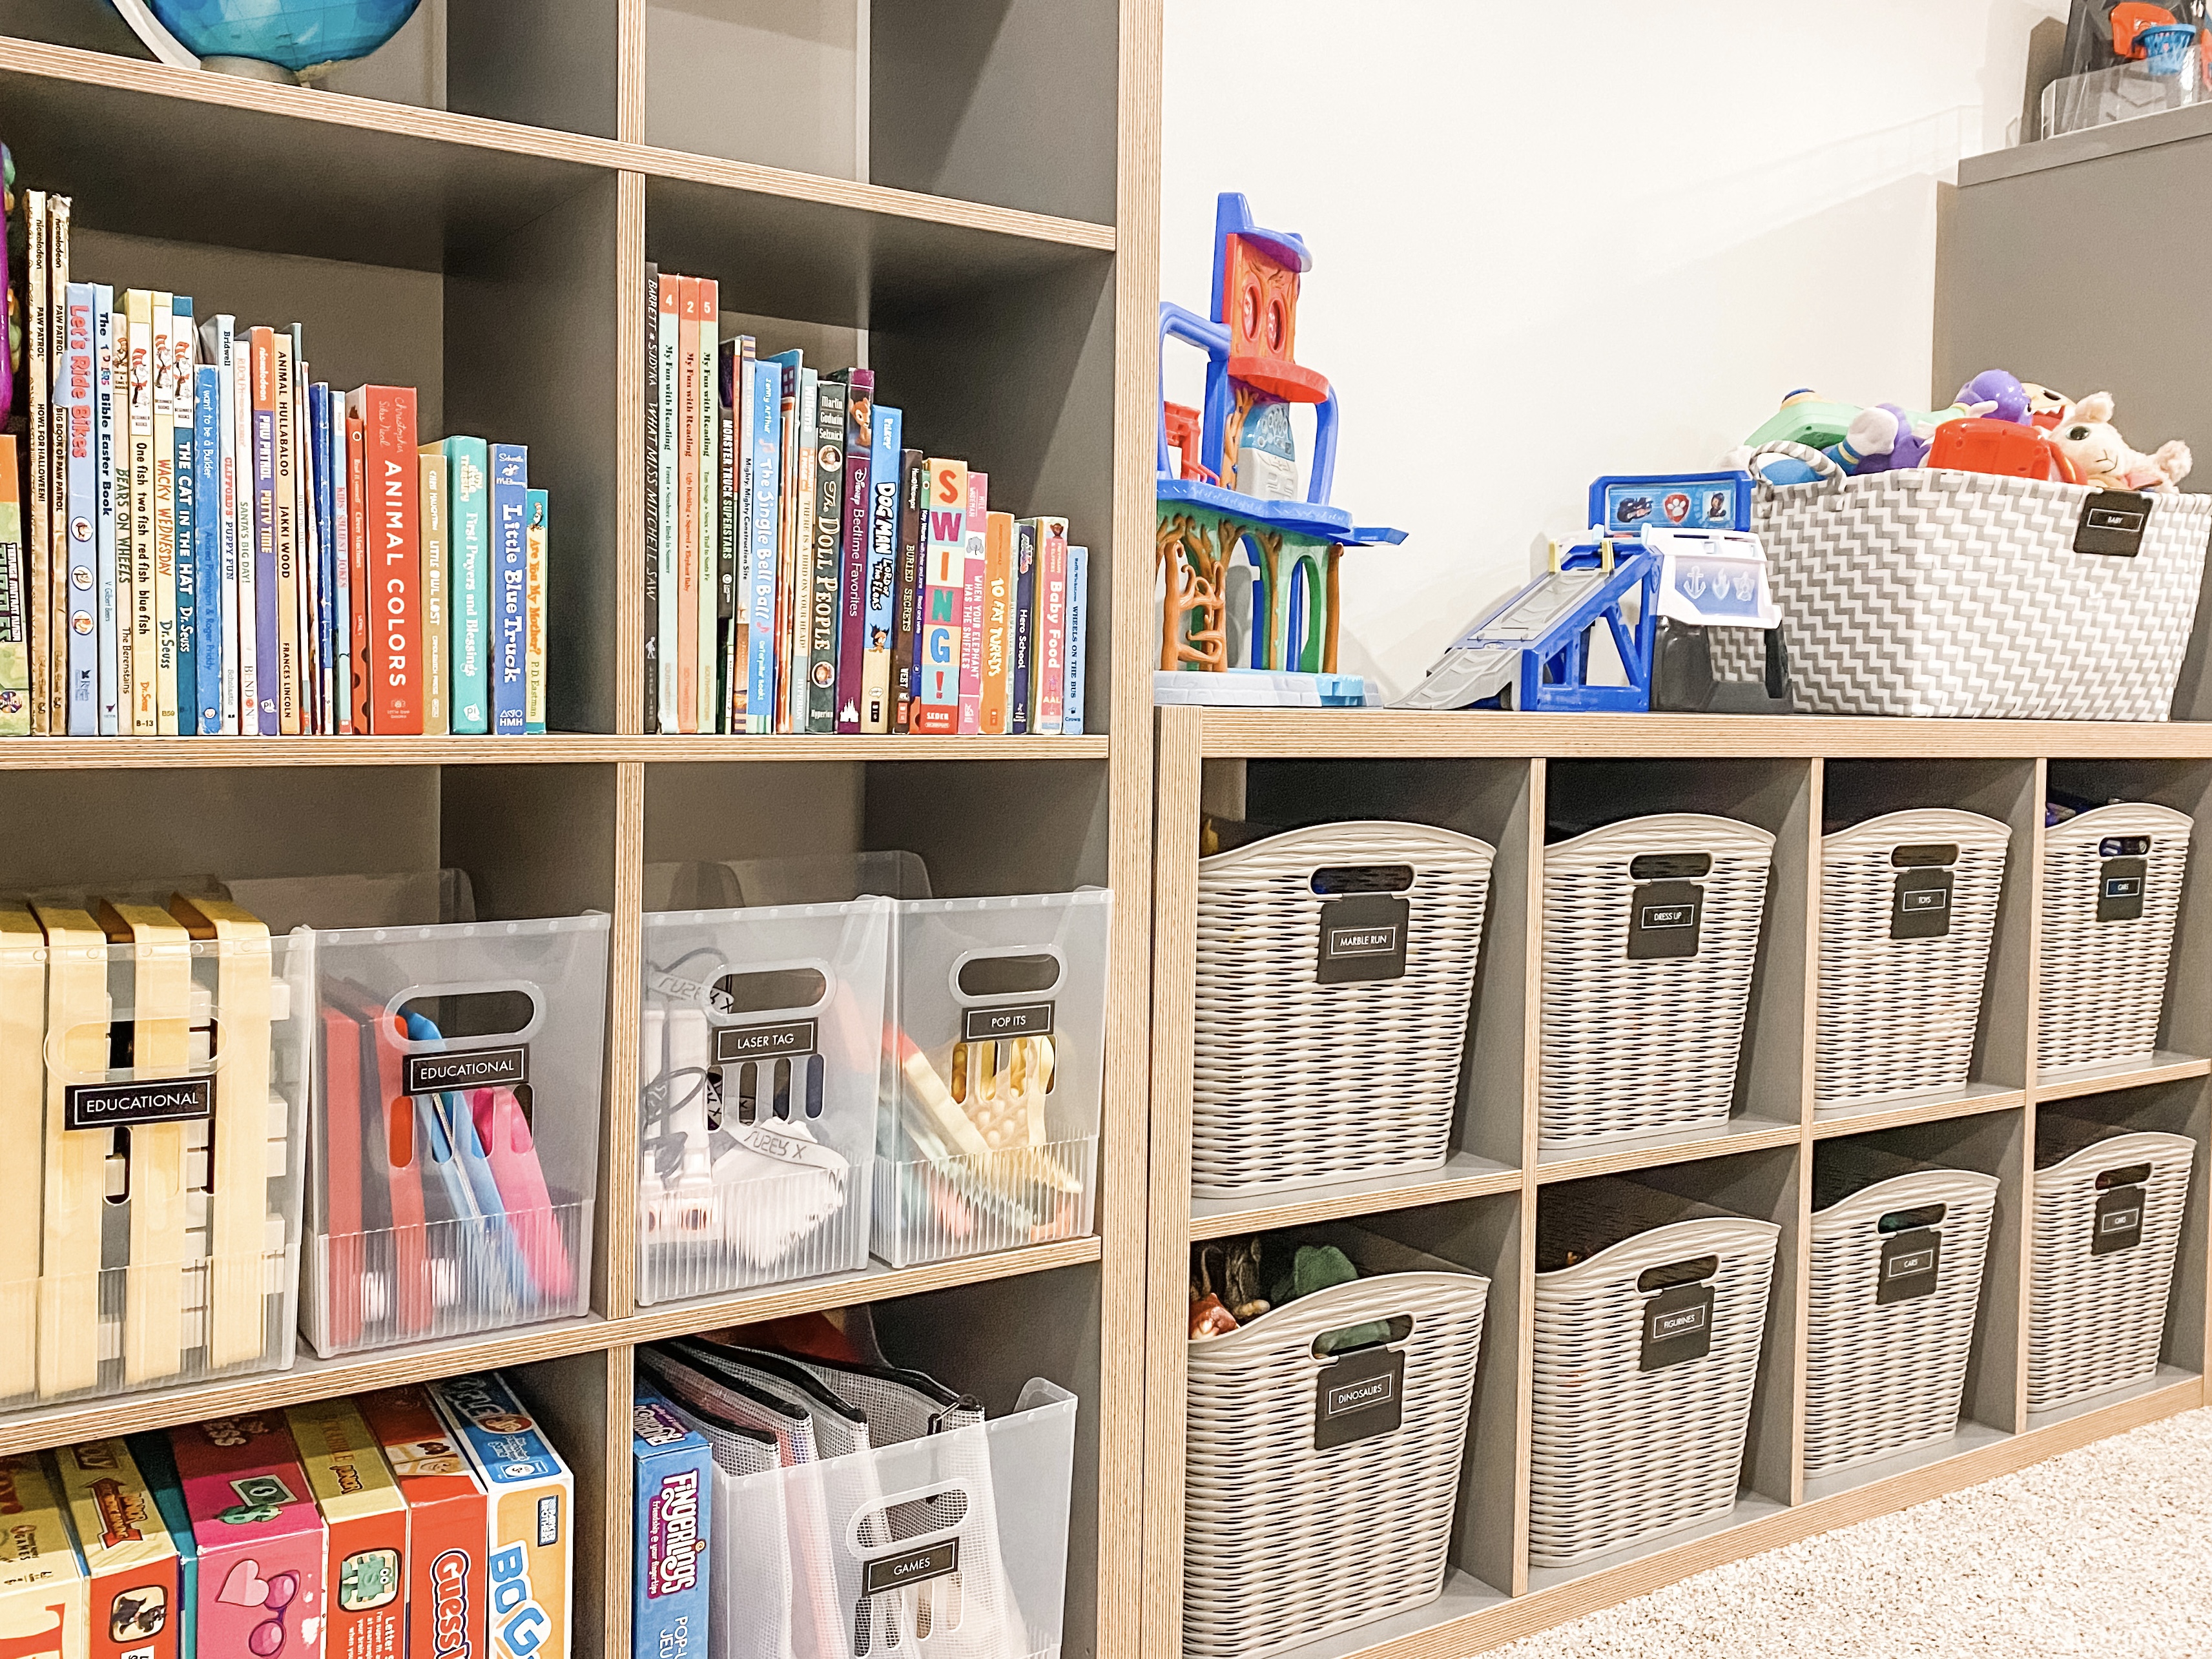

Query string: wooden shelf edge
[1316,1376,2204,1659]
[1189,1166,1522,1241]
[1534,1120,1802,1185]
[2032,1055,2212,1104]
[637,734,1111,763]
[1810,1088,2027,1140]
[0,733,1111,768]
[1197,710,2212,761]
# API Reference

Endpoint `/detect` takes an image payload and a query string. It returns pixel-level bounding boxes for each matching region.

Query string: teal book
[444,435,491,733]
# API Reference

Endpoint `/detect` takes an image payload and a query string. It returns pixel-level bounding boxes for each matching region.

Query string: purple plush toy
[1956,368,2029,426]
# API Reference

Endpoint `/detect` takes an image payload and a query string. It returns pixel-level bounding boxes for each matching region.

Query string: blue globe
[141,0,423,74]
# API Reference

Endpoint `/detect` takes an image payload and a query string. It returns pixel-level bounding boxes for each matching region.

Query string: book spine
[327,389,349,734]
[129,293,159,734]
[656,273,681,733]
[745,356,781,733]
[45,197,68,735]
[300,335,324,732]
[695,278,718,735]
[25,192,47,734]
[271,325,300,734]
[231,338,257,733]
[311,379,336,734]
[957,471,986,734]
[862,405,902,734]
[199,314,237,730]
[0,438,23,733]
[1063,544,1088,736]
[1009,518,1037,735]
[350,385,423,734]
[61,283,95,734]
[641,260,659,733]
[418,445,448,735]
[526,488,548,734]
[980,511,1012,736]
[785,367,815,734]
[1036,516,1068,734]
[93,288,119,735]
[808,375,846,734]
[833,368,873,733]
[717,342,739,732]
[194,366,223,734]
[893,449,924,732]
[674,276,699,733]
[346,410,367,732]
[491,442,529,735]
[915,458,966,734]
[171,296,196,736]
[153,291,180,734]
[446,437,491,734]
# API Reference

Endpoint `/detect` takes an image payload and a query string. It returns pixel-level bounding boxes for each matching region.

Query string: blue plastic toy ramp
[1394,544,1659,712]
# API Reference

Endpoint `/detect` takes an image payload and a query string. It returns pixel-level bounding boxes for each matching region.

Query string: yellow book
[419,447,448,735]
[0,905,43,1399]
[0,1452,90,1659]
[30,903,107,1398]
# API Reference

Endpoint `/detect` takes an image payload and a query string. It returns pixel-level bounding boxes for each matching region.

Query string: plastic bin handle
[846,1478,977,1555]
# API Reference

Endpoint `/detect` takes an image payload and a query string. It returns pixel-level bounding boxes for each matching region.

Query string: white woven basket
[1804,1155,2000,1478]
[1194,822,1496,1197]
[1540,814,1774,1147]
[1815,809,2010,1109]
[2028,1118,2196,1415]
[1708,446,2212,719]
[1529,1180,1780,1569]
[2037,803,2191,1074]
[1184,1227,1489,1659]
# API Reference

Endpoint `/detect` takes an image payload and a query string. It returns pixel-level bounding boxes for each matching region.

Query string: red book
[346,386,421,734]
[347,412,369,734]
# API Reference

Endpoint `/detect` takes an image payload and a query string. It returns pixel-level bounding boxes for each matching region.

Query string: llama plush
[2045,393,2193,493]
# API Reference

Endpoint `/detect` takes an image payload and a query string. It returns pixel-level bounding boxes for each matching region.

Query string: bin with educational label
[1183,1226,1490,1659]
[0,894,311,1408]
[674,1358,1078,1659]
[1804,1144,2000,1477]
[1190,821,1495,1198]
[2028,1113,2196,1415]
[302,912,610,1355]
[636,896,891,1304]
[1538,814,1774,1147]
[2037,803,2192,1075]
[1529,1179,1779,1568]
[878,889,1110,1268]
[1816,810,2010,1109]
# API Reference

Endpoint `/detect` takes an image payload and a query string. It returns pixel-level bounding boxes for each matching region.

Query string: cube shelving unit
[1144,710,2212,1659]
[0,7,1161,1659]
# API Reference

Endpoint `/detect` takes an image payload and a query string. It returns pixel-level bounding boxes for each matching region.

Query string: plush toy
[2021,382,2072,430]
[1953,369,2029,426]
[1829,403,1924,474]
[2043,393,2193,492]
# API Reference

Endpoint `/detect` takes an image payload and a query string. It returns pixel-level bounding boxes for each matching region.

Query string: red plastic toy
[2113,1,2180,56]
[1928,417,2084,483]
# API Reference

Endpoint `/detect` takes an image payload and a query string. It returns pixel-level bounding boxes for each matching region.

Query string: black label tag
[64,1075,212,1131]
[2097,856,2147,923]
[861,1539,959,1597]
[1640,1282,1714,1370]
[714,1019,818,1064]
[2074,490,2152,557]
[2093,1184,2145,1255]
[1877,1228,1942,1304]
[1316,893,1411,984]
[404,1044,528,1095]
[1627,880,1703,960]
[1313,1345,1405,1450]
[961,1002,1055,1042]
[1892,867,1953,939]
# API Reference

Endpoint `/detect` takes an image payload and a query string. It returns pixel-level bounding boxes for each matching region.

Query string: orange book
[674,276,701,733]
[979,511,1013,734]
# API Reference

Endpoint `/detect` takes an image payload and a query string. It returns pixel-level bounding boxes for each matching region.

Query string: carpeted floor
[1493,1405,2212,1656]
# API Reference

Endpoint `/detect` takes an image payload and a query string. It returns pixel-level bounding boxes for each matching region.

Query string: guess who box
[0,1452,88,1659]
[630,1386,709,1659]
[167,1417,326,1659]
[52,1440,181,1659]
[283,1403,405,1659]
[428,1376,571,1659]
[353,1387,487,1659]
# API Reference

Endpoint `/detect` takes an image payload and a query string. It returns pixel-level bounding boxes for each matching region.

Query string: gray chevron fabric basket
[1709,444,2212,719]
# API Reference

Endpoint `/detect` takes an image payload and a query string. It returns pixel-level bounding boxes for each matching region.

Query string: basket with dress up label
[2038,803,2192,1075]
[1710,446,2212,719]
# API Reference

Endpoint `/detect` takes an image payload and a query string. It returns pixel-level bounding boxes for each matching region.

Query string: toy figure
[2043,393,2193,491]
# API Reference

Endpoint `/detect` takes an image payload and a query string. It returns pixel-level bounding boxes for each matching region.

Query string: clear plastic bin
[302,912,610,1355]
[637,896,893,1304]
[707,1378,1077,1659]
[879,891,1111,1268]
[0,895,311,1408]
[2041,47,2206,139]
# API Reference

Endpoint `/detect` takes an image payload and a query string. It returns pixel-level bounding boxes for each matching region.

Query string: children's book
[249,326,279,734]
[980,510,1013,736]
[745,353,781,733]
[957,470,986,734]
[643,260,660,732]
[61,282,96,734]
[526,488,548,734]
[807,373,847,734]
[347,385,423,734]
[419,443,449,735]
[271,320,298,734]
[656,273,680,733]
[829,367,872,732]
[1010,518,1039,736]
[194,365,223,734]
[1035,515,1070,734]
[130,294,161,734]
[862,404,902,734]
[95,289,119,734]
[491,443,529,735]
[694,279,718,736]
[0,441,26,734]
[171,296,196,736]
[915,459,966,734]
[446,437,491,734]
[893,449,924,732]
[1064,543,1088,736]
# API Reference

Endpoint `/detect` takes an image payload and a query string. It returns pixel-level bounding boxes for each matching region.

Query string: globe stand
[198,54,301,84]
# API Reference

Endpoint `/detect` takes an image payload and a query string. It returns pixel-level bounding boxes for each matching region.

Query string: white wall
[1161,0,2067,699]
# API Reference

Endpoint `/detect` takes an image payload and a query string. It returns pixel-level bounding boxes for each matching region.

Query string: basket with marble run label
[636,894,891,1304]
[1804,1143,2000,1479]
[876,890,1111,1269]
[0,894,312,1409]
[1529,1178,1780,1569]
[2038,801,2192,1077]
[1815,809,2010,1112]
[2029,1112,2196,1416]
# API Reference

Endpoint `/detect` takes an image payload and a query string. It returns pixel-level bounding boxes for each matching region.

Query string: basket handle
[1879,1202,1947,1232]
[1748,440,1849,494]
[1637,1254,1719,1292]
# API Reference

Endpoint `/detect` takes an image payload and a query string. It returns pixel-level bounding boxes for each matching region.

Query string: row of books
[0,1374,572,1659]
[1,189,551,737]
[645,265,1088,736]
